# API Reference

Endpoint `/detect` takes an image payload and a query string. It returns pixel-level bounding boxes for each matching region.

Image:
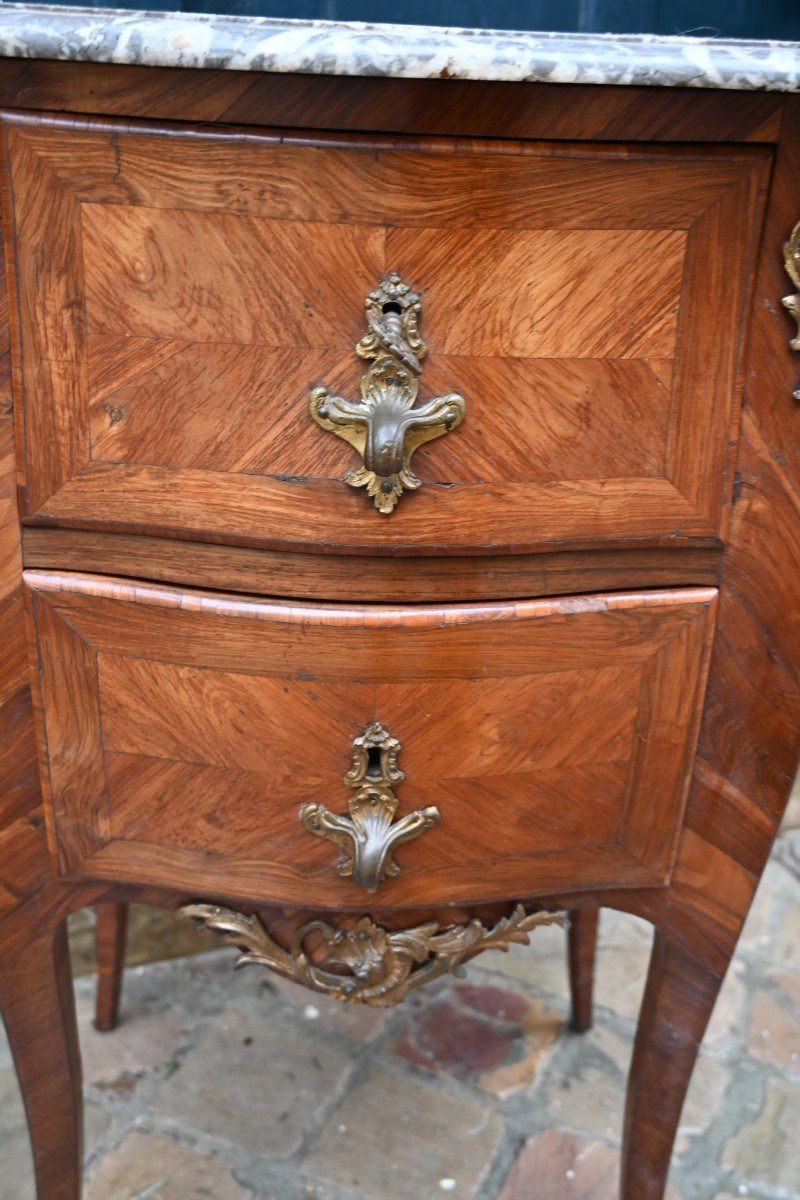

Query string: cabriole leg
[0,918,83,1200]
[621,928,727,1200]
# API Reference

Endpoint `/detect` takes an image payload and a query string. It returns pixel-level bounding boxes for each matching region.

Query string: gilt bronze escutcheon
[782,219,800,400]
[300,722,439,893]
[309,274,466,512]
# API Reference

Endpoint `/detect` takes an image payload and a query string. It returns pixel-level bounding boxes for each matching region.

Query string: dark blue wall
[24,1,800,39]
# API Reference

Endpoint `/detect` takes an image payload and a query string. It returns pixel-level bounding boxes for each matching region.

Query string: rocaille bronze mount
[309,273,467,513]
[300,722,439,893]
[782,219,800,400]
[177,903,564,1007]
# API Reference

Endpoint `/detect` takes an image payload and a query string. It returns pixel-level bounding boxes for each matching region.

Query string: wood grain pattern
[83,209,684,356]
[26,465,714,555]
[82,205,385,346]
[26,572,716,908]
[0,113,769,554]
[0,196,45,925]
[0,62,783,144]
[0,920,83,1200]
[30,590,108,874]
[70,356,692,546]
[544,99,800,1195]
[21,528,723,602]
[0,74,798,1200]
[621,932,726,1198]
[0,238,89,1199]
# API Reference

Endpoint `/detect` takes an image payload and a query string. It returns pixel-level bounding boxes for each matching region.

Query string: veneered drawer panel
[27,571,716,908]
[2,114,768,554]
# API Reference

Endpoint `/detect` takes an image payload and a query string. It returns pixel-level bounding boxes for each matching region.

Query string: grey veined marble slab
[0,3,798,90]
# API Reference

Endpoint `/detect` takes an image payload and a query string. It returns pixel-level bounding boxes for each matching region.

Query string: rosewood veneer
[0,61,799,1200]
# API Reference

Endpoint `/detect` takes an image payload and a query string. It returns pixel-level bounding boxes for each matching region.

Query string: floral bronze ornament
[300,723,439,893]
[177,903,564,1007]
[782,219,800,399]
[309,273,466,512]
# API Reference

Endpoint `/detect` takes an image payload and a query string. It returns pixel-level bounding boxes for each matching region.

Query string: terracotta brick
[722,1074,800,1190]
[455,983,531,1023]
[498,1130,683,1200]
[303,1060,503,1200]
[84,1131,255,1200]
[0,1066,109,1200]
[391,983,561,1097]
[393,998,516,1077]
[737,860,800,969]
[746,971,800,1074]
[675,1054,731,1154]
[266,971,387,1042]
[0,1066,33,1200]
[152,1009,354,1157]
[75,988,191,1087]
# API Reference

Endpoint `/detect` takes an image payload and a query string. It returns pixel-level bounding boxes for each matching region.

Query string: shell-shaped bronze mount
[309,274,466,512]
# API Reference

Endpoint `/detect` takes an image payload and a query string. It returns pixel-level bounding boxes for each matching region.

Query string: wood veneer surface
[0,62,784,144]
[0,114,769,554]
[0,69,798,1200]
[22,528,723,601]
[27,571,716,909]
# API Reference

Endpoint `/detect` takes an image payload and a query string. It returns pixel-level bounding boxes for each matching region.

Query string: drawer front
[27,571,716,907]
[3,114,767,554]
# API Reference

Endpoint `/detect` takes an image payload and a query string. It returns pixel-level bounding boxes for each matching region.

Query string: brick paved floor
[1,835,798,1200]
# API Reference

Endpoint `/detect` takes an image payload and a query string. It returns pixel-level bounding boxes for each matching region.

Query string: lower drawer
[26,571,716,908]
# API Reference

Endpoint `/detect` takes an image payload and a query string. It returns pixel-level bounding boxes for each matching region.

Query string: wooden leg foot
[94,902,128,1032]
[622,928,728,1200]
[0,918,83,1200]
[568,906,599,1032]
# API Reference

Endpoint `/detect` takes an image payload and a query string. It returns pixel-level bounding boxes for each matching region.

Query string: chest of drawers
[1,17,799,1200]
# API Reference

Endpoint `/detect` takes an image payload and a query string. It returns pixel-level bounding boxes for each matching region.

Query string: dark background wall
[24,1,800,40]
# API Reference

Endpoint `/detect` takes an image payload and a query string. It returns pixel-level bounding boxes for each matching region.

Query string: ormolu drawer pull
[300,722,439,893]
[783,219,800,399]
[309,274,466,513]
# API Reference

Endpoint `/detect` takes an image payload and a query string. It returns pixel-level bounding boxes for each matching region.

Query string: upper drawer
[2,114,768,554]
[27,570,715,909]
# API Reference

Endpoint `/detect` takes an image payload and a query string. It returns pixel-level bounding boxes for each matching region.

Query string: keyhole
[366,745,383,779]
[382,301,402,316]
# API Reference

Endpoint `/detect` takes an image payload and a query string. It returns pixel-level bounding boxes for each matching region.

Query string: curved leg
[568,906,599,1032]
[94,902,128,1032]
[0,917,83,1200]
[621,928,727,1200]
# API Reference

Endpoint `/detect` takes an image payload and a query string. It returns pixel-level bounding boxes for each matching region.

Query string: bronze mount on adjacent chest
[782,218,800,397]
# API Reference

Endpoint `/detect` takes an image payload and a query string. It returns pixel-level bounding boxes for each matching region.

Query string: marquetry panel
[1,114,768,554]
[26,572,716,907]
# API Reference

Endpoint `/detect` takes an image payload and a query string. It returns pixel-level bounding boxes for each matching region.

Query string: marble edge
[0,2,798,90]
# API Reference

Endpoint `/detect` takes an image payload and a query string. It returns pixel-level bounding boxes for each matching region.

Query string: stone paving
[1,842,799,1199]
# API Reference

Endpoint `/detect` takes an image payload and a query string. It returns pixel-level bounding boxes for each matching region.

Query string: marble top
[0,3,798,91]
